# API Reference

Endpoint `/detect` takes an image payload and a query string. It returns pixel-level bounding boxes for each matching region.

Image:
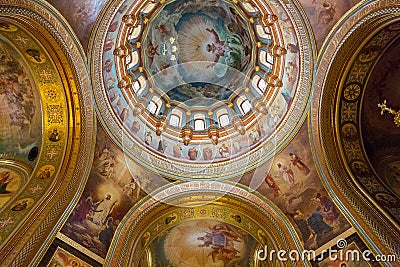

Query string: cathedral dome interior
[0,0,399,266]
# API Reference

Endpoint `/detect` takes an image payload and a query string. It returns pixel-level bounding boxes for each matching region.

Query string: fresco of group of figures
[102,0,300,164]
[299,0,362,49]
[111,92,289,163]
[61,124,167,258]
[148,220,256,267]
[60,121,352,261]
[44,0,108,49]
[0,32,42,164]
[239,123,351,250]
[143,0,253,105]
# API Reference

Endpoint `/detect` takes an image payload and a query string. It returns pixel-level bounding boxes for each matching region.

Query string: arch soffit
[0,0,95,265]
[106,181,305,266]
[311,0,400,259]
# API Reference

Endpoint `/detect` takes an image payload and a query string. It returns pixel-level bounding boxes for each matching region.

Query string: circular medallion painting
[91,0,313,179]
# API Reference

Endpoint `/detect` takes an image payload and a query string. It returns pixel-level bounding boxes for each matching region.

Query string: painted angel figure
[276,162,295,187]
[264,173,281,198]
[123,175,138,198]
[90,194,117,225]
[289,152,310,175]
[206,28,231,63]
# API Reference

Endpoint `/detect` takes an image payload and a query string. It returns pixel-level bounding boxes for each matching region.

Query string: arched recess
[311,0,400,261]
[106,181,307,266]
[0,0,94,265]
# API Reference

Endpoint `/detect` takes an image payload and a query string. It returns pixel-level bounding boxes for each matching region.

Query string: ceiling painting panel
[91,0,314,181]
[361,35,400,199]
[105,182,305,266]
[0,1,95,265]
[0,25,43,169]
[60,124,167,259]
[144,0,254,106]
[44,0,108,50]
[298,0,362,49]
[337,22,400,222]
[0,18,71,248]
[312,1,400,261]
[0,0,398,266]
[239,122,352,252]
[146,218,257,266]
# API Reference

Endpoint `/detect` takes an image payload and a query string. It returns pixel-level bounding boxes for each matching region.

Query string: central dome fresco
[91,0,313,179]
[143,0,253,106]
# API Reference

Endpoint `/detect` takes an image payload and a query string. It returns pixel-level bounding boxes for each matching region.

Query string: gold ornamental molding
[311,0,400,263]
[105,181,306,266]
[0,0,95,265]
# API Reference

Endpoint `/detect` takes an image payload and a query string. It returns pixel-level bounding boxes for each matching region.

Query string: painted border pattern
[311,0,400,262]
[0,0,95,265]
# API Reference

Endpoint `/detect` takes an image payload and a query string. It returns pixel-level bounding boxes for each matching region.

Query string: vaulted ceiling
[0,0,399,266]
